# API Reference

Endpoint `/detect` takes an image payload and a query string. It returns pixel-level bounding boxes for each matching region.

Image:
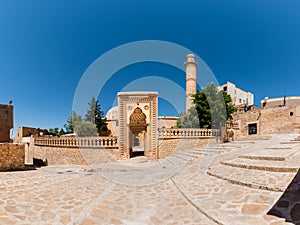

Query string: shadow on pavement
[268,169,300,224]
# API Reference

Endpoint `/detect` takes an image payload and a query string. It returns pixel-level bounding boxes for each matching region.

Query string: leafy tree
[48,127,66,137]
[73,120,98,137]
[64,111,82,133]
[177,83,237,129]
[176,107,200,128]
[49,98,110,137]
[85,97,108,135]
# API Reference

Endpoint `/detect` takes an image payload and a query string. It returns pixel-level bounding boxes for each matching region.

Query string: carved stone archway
[129,107,147,157]
[118,92,158,160]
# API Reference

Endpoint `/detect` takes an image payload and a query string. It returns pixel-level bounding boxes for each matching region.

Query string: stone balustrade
[158,128,220,139]
[34,136,118,148]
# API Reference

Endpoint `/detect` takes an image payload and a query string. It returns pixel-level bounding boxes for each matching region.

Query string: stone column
[185,54,197,112]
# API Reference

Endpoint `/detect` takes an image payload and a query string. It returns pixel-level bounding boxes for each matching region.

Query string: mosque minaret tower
[185,54,197,112]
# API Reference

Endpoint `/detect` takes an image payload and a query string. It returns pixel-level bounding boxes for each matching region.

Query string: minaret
[185,54,197,112]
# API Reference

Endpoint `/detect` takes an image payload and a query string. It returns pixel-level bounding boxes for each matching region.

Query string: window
[248,123,257,135]
[239,98,242,103]
[223,86,227,92]
[290,112,294,116]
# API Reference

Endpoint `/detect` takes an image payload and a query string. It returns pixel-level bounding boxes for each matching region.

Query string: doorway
[248,123,257,135]
[129,107,147,158]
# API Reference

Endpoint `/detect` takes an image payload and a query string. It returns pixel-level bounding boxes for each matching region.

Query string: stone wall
[233,105,300,137]
[0,104,13,143]
[33,145,119,166]
[261,96,300,108]
[158,137,214,158]
[0,143,25,171]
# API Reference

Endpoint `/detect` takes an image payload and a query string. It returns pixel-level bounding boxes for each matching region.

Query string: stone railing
[34,136,118,148]
[158,128,221,139]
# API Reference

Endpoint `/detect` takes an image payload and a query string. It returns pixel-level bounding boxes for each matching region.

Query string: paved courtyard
[1,134,300,224]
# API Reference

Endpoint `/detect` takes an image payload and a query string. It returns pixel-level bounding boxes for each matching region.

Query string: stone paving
[0,134,300,224]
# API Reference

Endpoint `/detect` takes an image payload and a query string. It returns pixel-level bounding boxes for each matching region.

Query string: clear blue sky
[0,0,299,135]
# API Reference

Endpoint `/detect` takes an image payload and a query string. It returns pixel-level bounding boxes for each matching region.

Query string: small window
[223,86,227,92]
[290,112,294,116]
[239,99,242,103]
[116,120,119,126]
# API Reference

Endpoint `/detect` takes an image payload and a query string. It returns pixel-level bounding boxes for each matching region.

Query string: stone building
[15,126,48,143]
[0,104,13,143]
[218,81,254,106]
[261,96,300,109]
[232,96,300,137]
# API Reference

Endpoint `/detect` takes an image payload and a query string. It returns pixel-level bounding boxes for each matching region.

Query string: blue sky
[0,0,299,135]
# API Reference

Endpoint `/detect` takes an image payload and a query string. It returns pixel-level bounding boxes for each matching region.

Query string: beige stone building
[232,96,300,137]
[15,126,49,143]
[261,96,300,109]
[0,104,13,143]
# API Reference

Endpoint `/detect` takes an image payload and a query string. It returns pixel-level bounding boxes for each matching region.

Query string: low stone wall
[158,137,216,158]
[31,130,220,165]
[33,146,119,166]
[0,143,25,171]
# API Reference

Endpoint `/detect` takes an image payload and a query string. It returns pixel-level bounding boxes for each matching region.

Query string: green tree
[48,128,60,136]
[64,111,82,133]
[177,83,237,129]
[73,120,98,137]
[176,107,200,128]
[85,97,108,135]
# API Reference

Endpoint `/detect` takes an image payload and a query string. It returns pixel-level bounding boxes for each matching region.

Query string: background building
[218,81,254,106]
[0,104,13,143]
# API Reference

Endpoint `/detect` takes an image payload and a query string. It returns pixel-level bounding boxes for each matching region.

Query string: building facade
[232,96,300,137]
[0,104,13,143]
[219,81,254,106]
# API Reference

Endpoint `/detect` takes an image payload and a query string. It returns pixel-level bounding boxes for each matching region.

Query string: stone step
[173,154,192,161]
[221,158,299,172]
[236,135,271,141]
[239,155,285,161]
[207,164,296,192]
[196,148,220,153]
[281,141,300,144]
[165,155,187,166]
[158,158,175,168]
[220,145,242,148]
[163,157,177,166]
[180,152,203,159]
[239,148,299,161]
[233,141,256,144]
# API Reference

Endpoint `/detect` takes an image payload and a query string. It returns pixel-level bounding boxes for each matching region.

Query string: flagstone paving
[0,134,299,224]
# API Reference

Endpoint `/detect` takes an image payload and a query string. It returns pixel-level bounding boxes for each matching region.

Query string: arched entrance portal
[129,107,147,157]
[118,92,158,160]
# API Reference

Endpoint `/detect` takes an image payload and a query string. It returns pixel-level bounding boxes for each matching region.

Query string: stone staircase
[207,135,300,192]
[158,141,248,169]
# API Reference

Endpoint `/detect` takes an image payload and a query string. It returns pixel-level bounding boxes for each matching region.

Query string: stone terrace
[0,134,299,224]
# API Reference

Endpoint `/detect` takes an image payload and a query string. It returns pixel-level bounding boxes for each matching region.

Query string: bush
[74,121,98,137]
